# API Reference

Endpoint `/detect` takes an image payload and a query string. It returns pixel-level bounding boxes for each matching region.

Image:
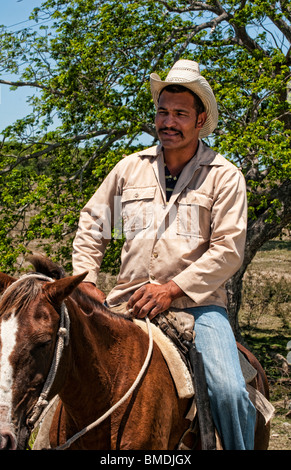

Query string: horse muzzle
[0,405,17,450]
[0,424,17,450]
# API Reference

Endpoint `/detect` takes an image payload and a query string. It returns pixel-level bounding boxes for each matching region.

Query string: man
[72,60,256,449]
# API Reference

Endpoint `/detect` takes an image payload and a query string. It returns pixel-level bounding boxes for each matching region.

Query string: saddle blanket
[134,319,274,424]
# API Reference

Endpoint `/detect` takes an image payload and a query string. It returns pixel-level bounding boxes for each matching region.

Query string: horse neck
[57,298,129,414]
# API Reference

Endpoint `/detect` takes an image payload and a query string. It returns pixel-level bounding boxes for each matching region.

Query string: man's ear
[196,111,207,129]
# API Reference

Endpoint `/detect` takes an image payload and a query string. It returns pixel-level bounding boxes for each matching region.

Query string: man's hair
[159,84,205,115]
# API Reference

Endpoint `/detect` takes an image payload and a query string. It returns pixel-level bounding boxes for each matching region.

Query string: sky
[0,0,47,132]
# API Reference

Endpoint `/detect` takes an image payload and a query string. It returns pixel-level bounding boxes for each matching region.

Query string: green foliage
[0,0,290,274]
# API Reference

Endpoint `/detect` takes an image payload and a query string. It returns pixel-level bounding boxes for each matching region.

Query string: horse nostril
[0,431,17,450]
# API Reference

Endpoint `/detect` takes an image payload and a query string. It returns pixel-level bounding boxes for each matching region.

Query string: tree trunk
[227,179,291,340]
[226,268,245,343]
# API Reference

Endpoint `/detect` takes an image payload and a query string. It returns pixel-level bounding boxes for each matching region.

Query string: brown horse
[0,255,270,450]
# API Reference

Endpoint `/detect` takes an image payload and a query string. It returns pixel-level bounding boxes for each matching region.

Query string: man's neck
[163,142,199,176]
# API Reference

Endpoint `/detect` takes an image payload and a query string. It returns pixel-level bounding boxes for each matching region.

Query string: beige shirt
[72,141,247,310]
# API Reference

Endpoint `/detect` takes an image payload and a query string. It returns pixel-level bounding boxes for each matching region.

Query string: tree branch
[0,79,63,96]
[173,11,230,60]
[0,129,120,174]
[267,3,291,43]
[245,178,291,266]
[67,129,128,183]
[156,1,218,14]
[157,1,267,55]
[280,0,291,22]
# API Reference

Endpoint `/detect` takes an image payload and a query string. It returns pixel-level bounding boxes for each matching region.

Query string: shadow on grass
[241,326,290,386]
[260,240,291,251]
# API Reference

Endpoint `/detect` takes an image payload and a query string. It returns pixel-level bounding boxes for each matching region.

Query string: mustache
[157,127,183,136]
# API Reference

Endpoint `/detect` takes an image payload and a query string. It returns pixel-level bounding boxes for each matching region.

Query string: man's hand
[127,281,184,320]
[80,281,106,304]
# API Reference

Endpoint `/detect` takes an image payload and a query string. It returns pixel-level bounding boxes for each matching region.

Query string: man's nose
[163,113,177,127]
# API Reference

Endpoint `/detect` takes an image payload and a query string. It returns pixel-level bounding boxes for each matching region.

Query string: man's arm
[79,281,106,304]
[72,166,119,285]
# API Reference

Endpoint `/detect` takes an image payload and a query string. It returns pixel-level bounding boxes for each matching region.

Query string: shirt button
[150,275,156,280]
[153,252,158,258]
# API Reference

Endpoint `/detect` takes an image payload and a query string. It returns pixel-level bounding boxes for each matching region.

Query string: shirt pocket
[177,190,212,239]
[121,186,156,238]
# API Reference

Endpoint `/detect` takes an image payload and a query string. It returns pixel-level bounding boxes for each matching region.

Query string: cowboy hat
[150,59,218,138]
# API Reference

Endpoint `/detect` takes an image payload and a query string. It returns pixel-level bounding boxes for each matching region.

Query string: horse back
[237,342,271,450]
[237,342,269,398]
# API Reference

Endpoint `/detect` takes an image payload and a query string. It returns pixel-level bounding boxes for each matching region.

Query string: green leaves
[0,0,290,274]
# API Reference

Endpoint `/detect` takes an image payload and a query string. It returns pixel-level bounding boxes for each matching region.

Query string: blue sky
[0,0,46,132]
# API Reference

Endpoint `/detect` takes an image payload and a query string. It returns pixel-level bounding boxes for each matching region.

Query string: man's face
[155,90,206,153]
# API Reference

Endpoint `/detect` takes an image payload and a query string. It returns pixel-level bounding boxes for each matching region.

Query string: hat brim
[150,73,218,138]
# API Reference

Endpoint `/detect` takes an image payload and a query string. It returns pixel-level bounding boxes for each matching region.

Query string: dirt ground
[268,404,291,450]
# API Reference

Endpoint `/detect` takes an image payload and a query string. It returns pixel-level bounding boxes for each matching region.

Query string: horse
[0,255,271,450]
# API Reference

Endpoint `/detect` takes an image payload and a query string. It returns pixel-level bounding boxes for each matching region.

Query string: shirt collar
[137,141,225,167]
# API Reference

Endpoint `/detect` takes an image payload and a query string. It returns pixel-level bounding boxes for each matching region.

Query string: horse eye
[34,339,52,351]
[41,339,52,348]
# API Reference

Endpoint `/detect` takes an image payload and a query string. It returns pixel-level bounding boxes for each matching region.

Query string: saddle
[111,304,274,449]
[137,308,259,394]
[133,309,274,427]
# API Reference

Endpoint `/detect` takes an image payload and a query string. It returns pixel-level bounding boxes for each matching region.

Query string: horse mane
[0,254,132,322]
[0,254,59,316]
[0,277,43,317]
[27,254,132,321]
[70,286,133,321]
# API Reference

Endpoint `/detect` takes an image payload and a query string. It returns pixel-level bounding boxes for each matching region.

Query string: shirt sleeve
[171,169,247,304]
[72,167,120,284]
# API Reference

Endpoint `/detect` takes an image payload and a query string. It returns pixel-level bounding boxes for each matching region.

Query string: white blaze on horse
[0,255,271,450]
[0,311,19,449]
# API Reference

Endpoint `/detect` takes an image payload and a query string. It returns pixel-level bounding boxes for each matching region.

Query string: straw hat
[150,60,218,138]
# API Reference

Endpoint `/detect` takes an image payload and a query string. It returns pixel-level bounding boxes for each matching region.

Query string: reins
[56,314,153,450]
[7,273,154,450]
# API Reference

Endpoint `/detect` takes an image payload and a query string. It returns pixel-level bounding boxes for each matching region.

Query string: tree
[0,0,290,337]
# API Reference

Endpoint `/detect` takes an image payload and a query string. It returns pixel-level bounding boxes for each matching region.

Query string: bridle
[3,273,70,432]
[5,273,153,450]
[26,274,71,429]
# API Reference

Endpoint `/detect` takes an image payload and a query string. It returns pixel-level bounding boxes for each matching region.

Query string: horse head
[0,265,87,450]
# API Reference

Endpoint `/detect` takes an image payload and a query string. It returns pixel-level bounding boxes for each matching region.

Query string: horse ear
[43,272,88,305]
[27,253,66,279]
[0,273,17,294]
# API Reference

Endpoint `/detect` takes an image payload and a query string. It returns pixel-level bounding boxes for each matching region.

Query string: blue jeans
[185,305,256,450]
